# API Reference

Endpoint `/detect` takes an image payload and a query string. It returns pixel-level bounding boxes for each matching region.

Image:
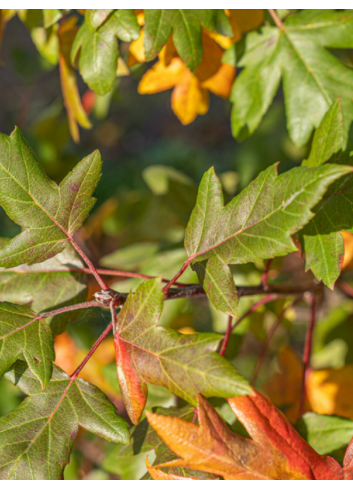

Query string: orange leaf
[58,16,91,143]
[341,231,353,269]
[127,29,145,67]
[146,393,346,480]
[171,70,209,125]
[146,458,209,480]
[159,35,178,66]
[194,32,223,82]
[138,58,184,94]
[226,9,264,42]
[202,63,236,99]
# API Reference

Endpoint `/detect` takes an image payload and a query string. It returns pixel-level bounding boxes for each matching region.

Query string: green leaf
[0,128,102,268]
[299,101,351,288]
[144,9,220,71]
[231,10,353,146]
[42,9,66,28]
[115,277,251,425]
[72,9,139,95]
[185,164,351,314]
[303,98,344,168]
[0,245,87,335]
[296,412,353,464]
[0,360,129,480]
[0,303,54,389]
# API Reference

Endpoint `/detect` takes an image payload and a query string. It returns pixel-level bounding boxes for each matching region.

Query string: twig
[251,297,303,385]
[110,301,117,336]
[298,294,316,420]
[70,321,113,378]
[220,316,233,356]
[261,259,273,291]
[268,9,284,30]
[231,294,281,332]
[70,238,109,291]
[336,280,353,298]
[163,259,191,297]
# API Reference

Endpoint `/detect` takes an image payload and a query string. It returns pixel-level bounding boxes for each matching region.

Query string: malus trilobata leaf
[0,127,102,268]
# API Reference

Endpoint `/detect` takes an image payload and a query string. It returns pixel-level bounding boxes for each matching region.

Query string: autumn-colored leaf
[146,392,350,480]
[226,9,264,42]
[58,16,91,143]
[114,277,250,424]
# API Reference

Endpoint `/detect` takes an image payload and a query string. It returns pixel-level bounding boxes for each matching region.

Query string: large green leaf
[0,303,54,388]
[231,10,353,147]
[72,9,139,95]
[144,9,227,70]
[0,245,87,335]
[299,101,353,289]
[114,277,251,425]
[0,128,101,268]
[296,412,353,464]
[0,360,129,480]
[185,163,351,315]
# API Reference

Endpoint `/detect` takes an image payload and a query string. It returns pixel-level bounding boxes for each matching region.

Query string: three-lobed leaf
[0,361,129,480]
[231,10,353,147]
[185,162,352,316]
[0,303,54,389]
[114,277,251,424]
[0,128,102,268]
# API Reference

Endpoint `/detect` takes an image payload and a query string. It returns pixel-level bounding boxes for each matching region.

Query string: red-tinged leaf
[114,277,250,424]
[146,458,213,480]
[146,392,350,480]
[344,438,353,479]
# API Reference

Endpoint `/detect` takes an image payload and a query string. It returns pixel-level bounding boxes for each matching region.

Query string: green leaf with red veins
[0,128,102,268]
[184,163,352,316]
[0,361,129,480]
[0,303,54,388]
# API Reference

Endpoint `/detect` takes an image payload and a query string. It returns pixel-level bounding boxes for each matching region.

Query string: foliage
[1,7,353,481]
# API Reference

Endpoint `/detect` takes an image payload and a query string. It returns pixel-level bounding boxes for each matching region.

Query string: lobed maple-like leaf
[300,100,353,288]
[0,303,54,389]
[143,9,230,71]
[71,9,139,95]
[0,128,102,268]
[185,163,351,316]
[0,360,129,480]
[146,391,353,480]
[0,244,87,335]
[231,9,353,147]
[114,277,251,424]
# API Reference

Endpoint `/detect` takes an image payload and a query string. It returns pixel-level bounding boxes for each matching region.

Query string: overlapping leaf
[0,360,129,480]
[231,9,353,147]
[114,277,251,424]
[146,391,352,480]
[0,245,87,335]
[0,303,54,388]
[185,163,351,316]
[300,101,353,288]
[71,9,139,95]
[0,128,102,268]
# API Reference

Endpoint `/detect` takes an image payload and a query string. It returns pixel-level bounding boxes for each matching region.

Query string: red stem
[163,259,191,297]
[220,315,233,356]
[299,294,316,419]
[70,321,113,378]
[251,297,303,385]
[231,294,280,332]
[261,259,273,290]
[70,237,109,291]
[268,9,284,29]
[336,280,353,298]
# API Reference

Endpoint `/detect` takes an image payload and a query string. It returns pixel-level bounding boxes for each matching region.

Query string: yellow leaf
[127,29,145,67]
[342,231,353,269]
[159,35,178,66]
[226,9,264,42]
[202,63,236,99]
[134,9,144,26]
[194,33,223,82]
[116,57,130,77]
[139,58,184,94]
[171,70,209,125]
[58,16,91,143]
[204,28,233,50]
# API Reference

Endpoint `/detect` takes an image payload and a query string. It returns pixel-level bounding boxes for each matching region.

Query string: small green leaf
[0,361,129,480]
[185,164,352,309]
[303,99,344,168]
[0,128,102,268]
[0,303,54,388]
[72,9,139,95]
[0,245,87,335]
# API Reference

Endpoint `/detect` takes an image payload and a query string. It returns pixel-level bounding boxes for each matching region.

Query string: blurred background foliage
[2,9,353,480]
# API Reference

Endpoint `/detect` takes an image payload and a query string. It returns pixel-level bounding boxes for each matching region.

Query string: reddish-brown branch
[268,9,284,30]
[299,294,316,419]
[251,297,303,385]
[163,259,191,297]
[220,315,233,356]
[261,259,273,290]
[70,321,113,378]
[231,294,281,332]
[336,280,353,298]
[70,238,109,291]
